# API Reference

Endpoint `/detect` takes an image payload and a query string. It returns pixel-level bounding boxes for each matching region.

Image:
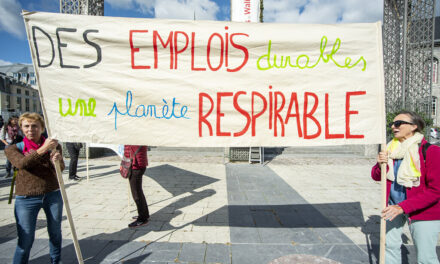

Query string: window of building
[30,72,34,77]
[13,73,18,80]
[25,98,30,111]
[30,79,36,85]
[25,90,29,96]
[433,58,438,84]
[433,96,438,116]
[17,97,21,111]
[33,101,37,112]
[16,88,21,94]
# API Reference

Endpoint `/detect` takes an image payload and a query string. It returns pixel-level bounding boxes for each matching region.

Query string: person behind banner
[0,115,4,130]
[1,116,23,178]
[5,112,65,264]
[124,145,150,228]
[65,142,82,181]
[372,110,440,264]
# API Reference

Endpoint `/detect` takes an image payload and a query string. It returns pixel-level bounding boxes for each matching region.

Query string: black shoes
[132,215,150,220]
[128,219,149,228]
[69,175,81,181]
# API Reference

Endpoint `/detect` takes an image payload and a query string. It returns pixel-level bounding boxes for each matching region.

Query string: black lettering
[56,27,80,69]
[32,26,54,68]
[83,29,101,68]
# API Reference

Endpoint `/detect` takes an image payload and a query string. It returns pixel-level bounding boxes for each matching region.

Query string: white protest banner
[88,143,124,158]
[23,11,386,147]
[231,0,260,22]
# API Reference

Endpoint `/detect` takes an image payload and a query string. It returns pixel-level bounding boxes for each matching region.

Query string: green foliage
[386,110,433,139]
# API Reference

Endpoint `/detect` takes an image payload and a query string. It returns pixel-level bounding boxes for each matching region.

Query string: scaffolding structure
[383,0,435,115]
[60,0,104,15]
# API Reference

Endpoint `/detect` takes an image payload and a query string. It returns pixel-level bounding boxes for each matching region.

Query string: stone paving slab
[1,154,440,263]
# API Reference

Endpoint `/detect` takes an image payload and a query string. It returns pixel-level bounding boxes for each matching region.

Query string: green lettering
[59,97,97,117]
[256,36,367,71]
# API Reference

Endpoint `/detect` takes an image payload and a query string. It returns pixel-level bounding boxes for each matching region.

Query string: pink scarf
[23,136,46,154]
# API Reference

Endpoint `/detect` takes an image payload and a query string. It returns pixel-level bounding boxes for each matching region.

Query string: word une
[108,90,189,130]
[199,86,366,139]
[257,36,367,71]
[130,27,248,72]
[59,98,96,117]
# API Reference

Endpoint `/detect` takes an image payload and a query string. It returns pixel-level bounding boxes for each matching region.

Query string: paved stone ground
[0,150,439,263]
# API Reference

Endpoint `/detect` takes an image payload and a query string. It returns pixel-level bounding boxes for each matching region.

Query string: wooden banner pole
[379,143,387,264]
[127,180,131,216]
[54,161,84,264]
[86,143,89,183]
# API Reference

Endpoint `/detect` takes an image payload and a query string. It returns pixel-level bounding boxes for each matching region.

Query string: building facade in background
[0,64,42,120]
[432,17,440,127]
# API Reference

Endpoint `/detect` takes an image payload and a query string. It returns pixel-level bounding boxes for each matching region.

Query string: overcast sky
[0,0,437,65]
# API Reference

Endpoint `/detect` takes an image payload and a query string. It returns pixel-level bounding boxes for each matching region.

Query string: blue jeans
[13,190,63,264]
[386,214,440,264]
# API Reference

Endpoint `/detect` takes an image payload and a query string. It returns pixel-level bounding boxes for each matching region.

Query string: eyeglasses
[389,120,414,128]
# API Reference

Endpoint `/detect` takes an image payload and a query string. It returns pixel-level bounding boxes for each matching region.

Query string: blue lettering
[107,90,190,130]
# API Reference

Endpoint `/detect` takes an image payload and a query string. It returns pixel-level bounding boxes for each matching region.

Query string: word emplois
[257,36,367,71]
[59,98,96,117]
[198,86,366,139]
[108,91,189,130]
[31,26,101,69]
[130,26,249,72]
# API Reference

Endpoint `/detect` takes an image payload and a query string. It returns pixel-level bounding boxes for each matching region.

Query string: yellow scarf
[386,132,423,188]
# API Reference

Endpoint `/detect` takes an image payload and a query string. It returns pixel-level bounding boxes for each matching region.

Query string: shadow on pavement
[28,188,216,263]
[146,164,219,196]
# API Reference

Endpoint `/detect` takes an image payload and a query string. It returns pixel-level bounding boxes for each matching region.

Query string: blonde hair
[19,112,45,130]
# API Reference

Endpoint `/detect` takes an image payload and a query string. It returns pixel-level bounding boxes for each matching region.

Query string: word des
[32,26,101,69]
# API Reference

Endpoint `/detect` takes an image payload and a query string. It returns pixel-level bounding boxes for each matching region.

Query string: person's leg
[72,144,80,175]
[13,195,42,264]
[5,145,12,176]
[42,190,63,264]
[129,168,149,221]
[385,214,407,264]
[66,143,79,178]
[5,158,12,176]
[409,220,440,264]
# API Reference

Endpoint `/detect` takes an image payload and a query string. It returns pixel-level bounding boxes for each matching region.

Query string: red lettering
[303,92,321,139]
[174,31,189,69]
[129,30,150,69]
[233,91,251,137]
[153,30,173,69]
[269,87,273,130]
[224,27,229,67]
[244,3,251,14]
[207,33,224,71]
[216,92,233,136]
[191,32,206,71]
[285,92,303,137]
[227,33,249,72]
[198,93,214,137]
[325,93,344,139]
[251,92,267,136]
[274,91,285,137]
[346,91,366,139]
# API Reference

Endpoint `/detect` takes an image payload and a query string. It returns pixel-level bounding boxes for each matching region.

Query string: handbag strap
[130,146,142,165]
